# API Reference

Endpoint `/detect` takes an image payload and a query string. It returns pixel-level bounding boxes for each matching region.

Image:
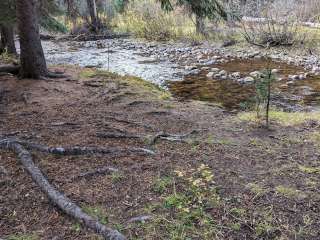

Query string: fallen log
[0,138,126,240]
[0,65,20,75]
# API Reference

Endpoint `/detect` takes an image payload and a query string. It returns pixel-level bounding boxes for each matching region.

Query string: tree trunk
[0,25,17,55]
[196,15,206,35]
[16,0,48,79]
[86,0,99,32]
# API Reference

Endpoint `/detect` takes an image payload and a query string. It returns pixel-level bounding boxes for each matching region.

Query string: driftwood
[0,138,126,240]
[0,65,20,75]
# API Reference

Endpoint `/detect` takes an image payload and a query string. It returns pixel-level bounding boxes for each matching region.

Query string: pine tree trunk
[86,0,99,32]
[16,0,48,79]
[0,25,17,55]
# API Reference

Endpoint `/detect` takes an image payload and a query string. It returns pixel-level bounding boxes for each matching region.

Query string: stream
[43,38,320,112]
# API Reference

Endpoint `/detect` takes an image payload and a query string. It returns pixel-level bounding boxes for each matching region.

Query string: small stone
[185,65,197,71]
[188,69,200,75]
[249,71,261,78]
[271,69,279,74]
[288,75,299,80]
[231,72,241,79]
[242,76,255,83]
[206,72,214,78]
[204,60,216,65]
[211,67,220,72]
[219,70,227,76]
[201,67,211,71]
[312,66,320,72]
[299,74,306,80]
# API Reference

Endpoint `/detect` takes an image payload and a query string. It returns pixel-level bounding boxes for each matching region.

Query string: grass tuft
[238,110,320,126]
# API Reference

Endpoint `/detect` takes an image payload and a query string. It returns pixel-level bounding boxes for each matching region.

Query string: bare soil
[0,66,320,240]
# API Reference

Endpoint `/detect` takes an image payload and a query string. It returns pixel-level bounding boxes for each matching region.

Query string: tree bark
[0,25,17,55]
[16,0,48,79]
[86,0,99,32]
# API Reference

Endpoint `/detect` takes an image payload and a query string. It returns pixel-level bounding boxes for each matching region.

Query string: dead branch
[0,139,126,240]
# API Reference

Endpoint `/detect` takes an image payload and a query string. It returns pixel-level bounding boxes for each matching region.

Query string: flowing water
[43,40,181,86]
[43,39,320,111]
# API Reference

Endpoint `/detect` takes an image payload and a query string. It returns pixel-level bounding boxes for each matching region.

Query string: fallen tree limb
[0,139,126,240]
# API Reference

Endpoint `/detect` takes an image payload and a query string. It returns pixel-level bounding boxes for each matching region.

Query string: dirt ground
[0,66,320,240]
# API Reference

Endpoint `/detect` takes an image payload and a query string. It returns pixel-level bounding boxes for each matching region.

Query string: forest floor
[1,66,320,240]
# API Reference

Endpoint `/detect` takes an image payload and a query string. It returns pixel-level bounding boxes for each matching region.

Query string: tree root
[10,139,155,156]
[96,132,141,140]
[149,130,198,145]
[0,138,126,240]
[0,65,20,75]
[96,130,199,146]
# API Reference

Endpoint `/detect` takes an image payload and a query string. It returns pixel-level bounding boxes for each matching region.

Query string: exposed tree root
[96,130,199,146]
[149,130,198,145]
[104,116,155,130]
[10,139,155,156]
[97,132,141,140]
[0,65,20,75]
[0,138,126,240]
[46,71,68,79]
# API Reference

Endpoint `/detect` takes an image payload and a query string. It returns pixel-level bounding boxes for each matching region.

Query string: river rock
[312,66,320,73]
[288,75,299,80]
[203,60,216,65]
[271,69,279,74]
[206,72,215,79]
[230,72,241,79]
[241,76,255,83]
[201,67,211,71]
[187,69,200,75]
[249,71,261,78]
[219,70,227,76]
[210,68,220,72]
[299,74,307,80]
[185,65,197,71]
